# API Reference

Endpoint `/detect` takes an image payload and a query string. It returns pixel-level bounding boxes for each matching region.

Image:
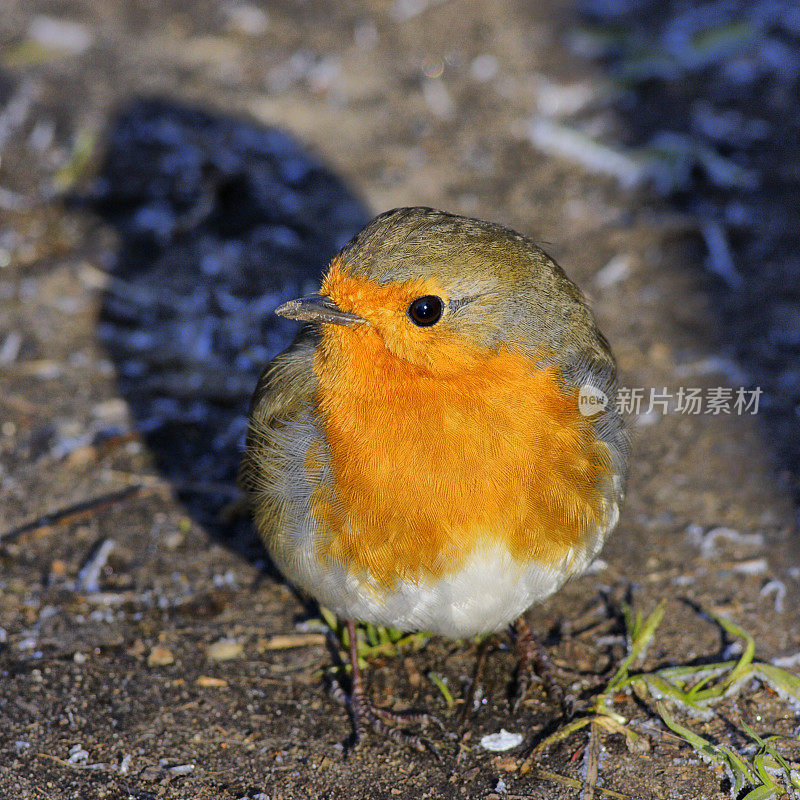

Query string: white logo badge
[578,385,609,417]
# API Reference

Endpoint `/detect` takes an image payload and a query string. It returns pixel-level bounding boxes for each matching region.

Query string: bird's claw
[328,671,441,755]
[351,702,438,756]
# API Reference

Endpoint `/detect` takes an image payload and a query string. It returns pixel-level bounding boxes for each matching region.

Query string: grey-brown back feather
[238,326,319,501]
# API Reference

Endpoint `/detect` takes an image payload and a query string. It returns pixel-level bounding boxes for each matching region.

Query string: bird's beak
[274,294,365,327]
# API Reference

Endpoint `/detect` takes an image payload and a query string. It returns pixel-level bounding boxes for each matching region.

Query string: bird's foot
[510,615,564,713]
[328,619,442,755]
[327,671,441,754]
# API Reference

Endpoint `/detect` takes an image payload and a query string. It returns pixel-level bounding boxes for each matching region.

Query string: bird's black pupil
[408,295,443,326]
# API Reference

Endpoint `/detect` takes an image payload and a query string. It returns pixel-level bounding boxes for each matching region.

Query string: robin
[240,207,629,749]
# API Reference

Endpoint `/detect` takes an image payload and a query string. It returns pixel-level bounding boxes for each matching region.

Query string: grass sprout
[428,672,455,708]
[315,606,431,674]
[520,601,800,800]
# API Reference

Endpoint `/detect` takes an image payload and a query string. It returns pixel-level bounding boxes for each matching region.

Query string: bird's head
[275,207,601,377]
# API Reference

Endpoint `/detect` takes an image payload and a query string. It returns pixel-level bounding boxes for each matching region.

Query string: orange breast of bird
[306,271,613,589]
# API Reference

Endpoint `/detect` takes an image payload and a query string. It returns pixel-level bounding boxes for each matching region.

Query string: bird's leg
[510,615,563,713]
[334,619,439,753]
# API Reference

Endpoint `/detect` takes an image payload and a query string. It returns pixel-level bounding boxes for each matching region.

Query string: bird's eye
[408,295,444,327]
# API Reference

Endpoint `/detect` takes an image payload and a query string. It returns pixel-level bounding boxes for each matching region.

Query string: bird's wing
[238,326,319,496]
[562,345,630,489]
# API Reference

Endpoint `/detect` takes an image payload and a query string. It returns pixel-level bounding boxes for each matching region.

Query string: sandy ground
[1,1,799,798]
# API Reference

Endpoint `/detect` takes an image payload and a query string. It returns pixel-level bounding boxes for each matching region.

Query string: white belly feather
[282,533,610,638]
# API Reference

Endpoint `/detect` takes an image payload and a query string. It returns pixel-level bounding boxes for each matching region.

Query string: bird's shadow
[71,97,370,565]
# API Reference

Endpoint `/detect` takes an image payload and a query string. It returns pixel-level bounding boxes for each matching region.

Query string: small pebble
[67,744,89,764]
[480,729,524,752]
[168,763,195,775]
[91,398,128,420]
[126,639,146,657]
[164,531,185,550]
[147,645,175,667]
[196,675,229,687]
[207,638,243,661]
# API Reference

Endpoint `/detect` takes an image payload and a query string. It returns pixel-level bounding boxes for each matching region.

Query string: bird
[240,206,629,750]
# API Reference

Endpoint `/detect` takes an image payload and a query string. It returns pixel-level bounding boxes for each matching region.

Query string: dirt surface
[1,1,799,798]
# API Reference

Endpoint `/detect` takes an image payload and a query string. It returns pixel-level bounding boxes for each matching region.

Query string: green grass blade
[391,626,406,643]
[705,611,756,689]
[752,663,800,704]
[655,703,759,792]
[718,745,760,791]
[740,787,777,800]
[428,672,454,708]
[751,751,781,788]
[683,671,722,701]
[606,601,667,691]
[639,673,701,706]
[533,716,594,752]
[656,703,717,754]
[657,662,736,680]
[319,606,339,634]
